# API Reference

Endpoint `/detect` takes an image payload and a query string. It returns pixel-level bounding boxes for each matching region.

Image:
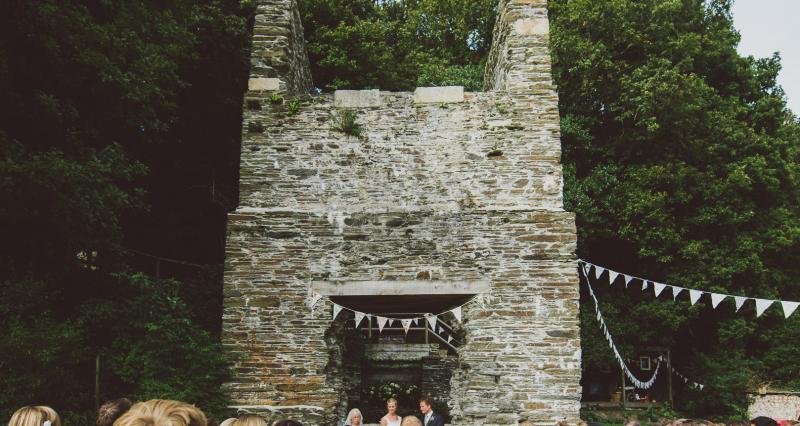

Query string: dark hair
[96,398,133,426]
[418,397,433,407]
[273,420,303,426]
[751,417,778,426]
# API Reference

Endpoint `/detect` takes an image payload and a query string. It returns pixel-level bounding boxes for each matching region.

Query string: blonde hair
[386,398,397,405]
[229,415,267,426]
[112,399,207,426]
[8,406,61,426]
[400,417,422,426]
[218,419,237,426]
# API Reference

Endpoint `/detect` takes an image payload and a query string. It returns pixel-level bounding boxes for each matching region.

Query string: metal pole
[621,367,627,409]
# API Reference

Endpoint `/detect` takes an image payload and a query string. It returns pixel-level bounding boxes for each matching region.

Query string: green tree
[550,0,800,418]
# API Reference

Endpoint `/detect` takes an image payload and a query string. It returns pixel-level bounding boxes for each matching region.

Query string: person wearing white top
[379,398,401,426]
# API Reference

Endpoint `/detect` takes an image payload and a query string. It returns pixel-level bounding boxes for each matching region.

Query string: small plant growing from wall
[333,109,364,138]
[286,97,301,116]
[269,92,284,105]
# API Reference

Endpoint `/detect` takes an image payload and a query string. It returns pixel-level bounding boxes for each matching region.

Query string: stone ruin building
[222,0,582,424]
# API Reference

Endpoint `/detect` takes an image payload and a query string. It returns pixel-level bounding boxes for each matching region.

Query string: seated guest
[113,399,206,426]
[400,417,422,426]
[231,415,268,426]
[8,406,61,426]
[272,421,303,426]
[344,409,363,426]
[97,398,133,426]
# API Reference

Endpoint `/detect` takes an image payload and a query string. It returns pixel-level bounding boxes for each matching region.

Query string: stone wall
[749,393,800,421]
[223,0,581,424]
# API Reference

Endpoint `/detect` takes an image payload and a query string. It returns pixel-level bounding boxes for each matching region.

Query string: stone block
[248,77,281,91]
[334,89,381,107]
[513,17,550,36]
[413,86,464,104]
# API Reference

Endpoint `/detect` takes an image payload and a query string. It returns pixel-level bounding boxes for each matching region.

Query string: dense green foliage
[550,0,800,419]
[0,0,251,420]
[298,0,495,91]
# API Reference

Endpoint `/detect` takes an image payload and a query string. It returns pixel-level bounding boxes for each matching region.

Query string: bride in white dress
[379,398,401,426]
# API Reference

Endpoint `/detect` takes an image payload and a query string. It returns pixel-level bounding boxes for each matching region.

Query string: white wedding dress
[382,416,401,426]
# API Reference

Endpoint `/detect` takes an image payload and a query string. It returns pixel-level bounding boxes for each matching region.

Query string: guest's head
[97,398,133,426]
[400,417,422,426]
[345,409,363,426]
[752,417,779,426]
[231,415,268,426]
[219,419,237,426]
[418,397,433,415]
[272,421,302,426]
[8,406,61,426]
[113,399,206,426]
[386,398,398,415]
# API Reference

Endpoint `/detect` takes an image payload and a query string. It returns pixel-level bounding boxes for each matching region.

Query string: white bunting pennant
[781,301,800,319]
[654,282,667,297]
[309,291,323,308]
[332,303,343,320]
[412,318,418,326]
[426,314,437,331]
[625,275,634,287]
[451,306,462,323]
[401,319,412,334]
[377,316,388,333]
[734,296,748,312]
[609,271,619,284]
[354,311,366,328]
[595,266,605,280]
[689,289,703,306]
[710,293,727,309]
[642,280,650,291]
[672,286,684,301]
[447,335,453,343]
[754,298,774,318]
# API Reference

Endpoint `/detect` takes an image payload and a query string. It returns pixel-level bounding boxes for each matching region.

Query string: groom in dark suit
[418,397,444,426]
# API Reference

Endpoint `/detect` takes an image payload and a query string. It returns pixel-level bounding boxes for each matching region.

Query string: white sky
[731,0,800,115]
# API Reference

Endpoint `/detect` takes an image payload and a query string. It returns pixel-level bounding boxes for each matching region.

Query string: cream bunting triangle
[689,289,703,306]
[624,275,634,287]
[754,298,774,317]
[781,301,800,319]
[377,316,388,332]
[654,282,666,297]
[447,335,453,343]
[672,286,684,301]
[401,319,412,334]
[332,303,343,320]
[710,293,727,309]
[354,311,366,328]
[642,280,650,291]
[595,266,605,280]
[609,271,619,285]
[426,314,437,331]
[734,296,748,312]
[451,306,462,323]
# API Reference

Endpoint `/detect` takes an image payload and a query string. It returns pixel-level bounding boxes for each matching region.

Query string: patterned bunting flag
[377,316,388,333]
[401,319,412,334]
[354,311,366,328]
[426,314,437,331]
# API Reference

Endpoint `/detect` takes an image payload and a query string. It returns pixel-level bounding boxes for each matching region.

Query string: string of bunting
[668,363,704,390]
[580,260,800,319]
[581,264,661,389]
[307,290,472,344]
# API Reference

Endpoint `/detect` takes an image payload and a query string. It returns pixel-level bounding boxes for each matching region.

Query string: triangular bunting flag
[710,293,726,309]
[354,311,366,328]
[754,298,774,317]
[451,306,462,323]
[332,303,343,320]
[426,314,437,331]
[309,291,323,308]
[377,316,388,333]
[595,266,605,280]
[689,289,702,306]
[699,384,704,390]
[642,280,650,291]
[582,263,592,277]
[654,282,666,297]
[412,318,418,326]
[625,275,634,287]
[734,296,748,312]
[609,271,619,285]
[672,286,684,301]
[447,335,453,343]
[781,301,800,319]
[401,319,412,334]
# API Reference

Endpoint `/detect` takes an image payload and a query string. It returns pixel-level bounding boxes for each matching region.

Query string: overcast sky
[731,0,800,115]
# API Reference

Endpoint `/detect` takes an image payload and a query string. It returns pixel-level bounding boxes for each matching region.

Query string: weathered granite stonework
[223,0,581,424]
